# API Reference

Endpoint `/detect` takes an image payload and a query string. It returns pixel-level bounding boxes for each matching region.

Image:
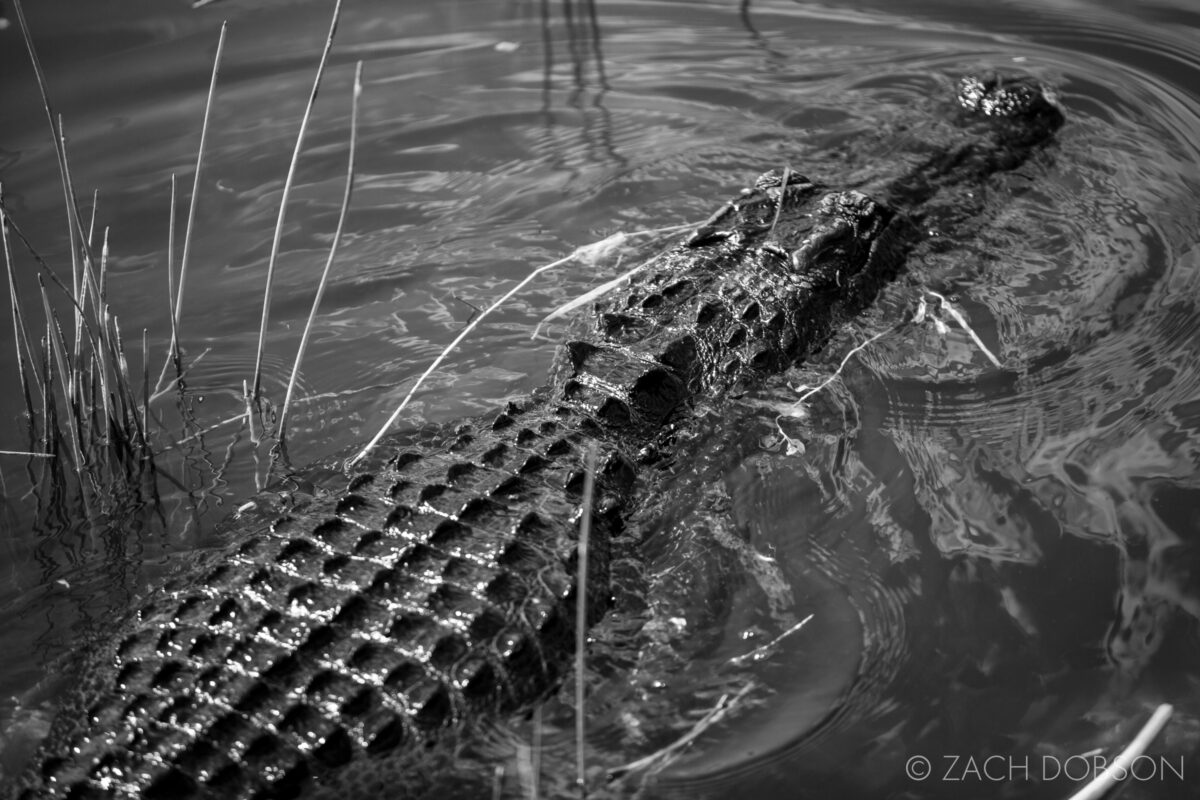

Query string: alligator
[10,74,1064,799]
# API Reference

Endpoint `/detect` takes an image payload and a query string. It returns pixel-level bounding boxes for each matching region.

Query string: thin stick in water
[531,704,543,800]
[242,379,258,446]
[251,0,344,401]
[171,21,227,380]
[1,186,38,422]
[766,166,790,239]
[39,279,83,472]
[11,0,86,337]
[348,222,694,468]
[347,248,577,468]
[1065,704,1173,800]
[923,289,1003,368]
[728,613,813,666]
[162,173,181,386]
[78,187,98,357]
[576,441,598,795]
[610,684,755,779]
[531,222,695,339]
[279,60,363,441]
[773,327,892,454]
[141,328,151,449]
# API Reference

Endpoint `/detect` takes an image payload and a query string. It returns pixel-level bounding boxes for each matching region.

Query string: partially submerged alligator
[11,75,1064,799]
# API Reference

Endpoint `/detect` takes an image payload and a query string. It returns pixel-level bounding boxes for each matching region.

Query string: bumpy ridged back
[21,182,898,800]
[17,73,1062,799]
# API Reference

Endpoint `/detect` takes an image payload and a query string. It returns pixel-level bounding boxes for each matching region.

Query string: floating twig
[1064,704,1173,800]
[921,289,1002,368]
[774,328,892,455]
[351,220,698,466]
[531,222,694,339]
[728,613,813,667]
[610,683,755,779]
[348,248,577,467]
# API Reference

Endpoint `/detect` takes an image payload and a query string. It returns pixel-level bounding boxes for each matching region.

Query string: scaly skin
[12,75,1063,799]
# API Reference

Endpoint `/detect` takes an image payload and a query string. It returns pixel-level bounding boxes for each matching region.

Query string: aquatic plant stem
[11,5,131,459]
[12,1,86,346]
[279,60,363,442]
[766,166,790,239]
[157,22,227,397]
[81,188,98,358]
[576,442,597,795]
[38,278,83,472]
[348,222,695,468]
[347,248,576,468]
[251,0,344,402]
[165,174,180,379]
[1,186,38,428]
[141,328,151,448]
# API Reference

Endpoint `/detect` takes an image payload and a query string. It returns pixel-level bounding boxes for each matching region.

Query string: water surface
[1,1,1199,797]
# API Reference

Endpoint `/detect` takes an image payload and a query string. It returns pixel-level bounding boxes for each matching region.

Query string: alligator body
[12,75,1063,799]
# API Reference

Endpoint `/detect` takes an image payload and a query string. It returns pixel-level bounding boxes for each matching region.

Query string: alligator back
[12,75,1063,799]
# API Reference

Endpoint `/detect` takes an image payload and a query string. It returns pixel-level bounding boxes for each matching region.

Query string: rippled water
[2,0,1199,797]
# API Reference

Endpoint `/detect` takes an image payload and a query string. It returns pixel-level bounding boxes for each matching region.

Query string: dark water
[1,0,1199,797]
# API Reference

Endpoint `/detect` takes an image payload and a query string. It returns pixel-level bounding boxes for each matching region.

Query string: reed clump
[2,0,356,533]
